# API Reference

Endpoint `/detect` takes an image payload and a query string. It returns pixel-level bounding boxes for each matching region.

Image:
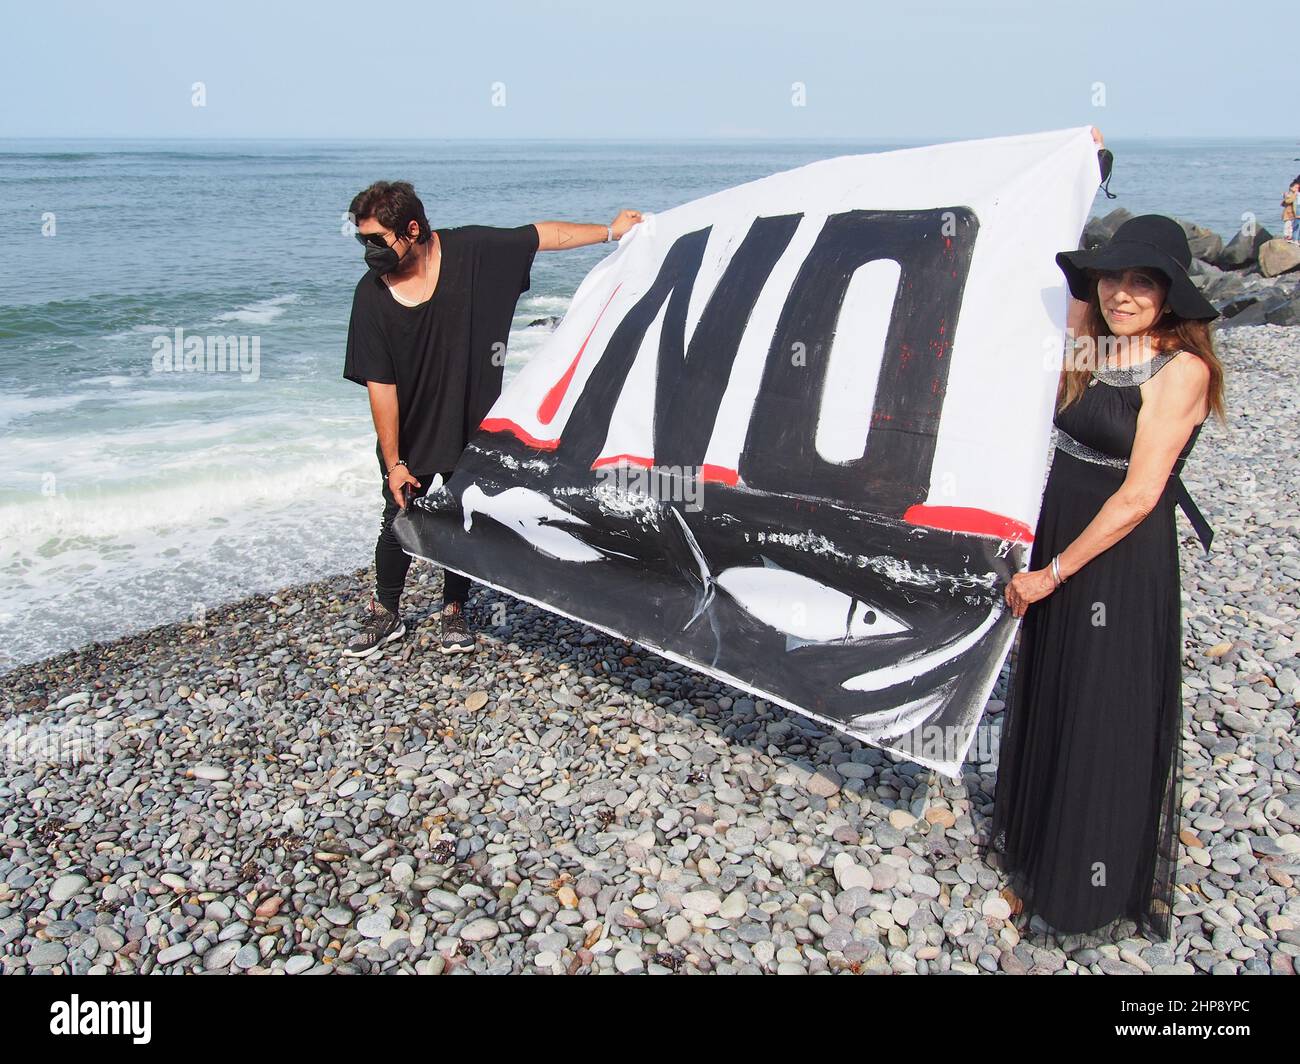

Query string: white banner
[397,126,1101,777]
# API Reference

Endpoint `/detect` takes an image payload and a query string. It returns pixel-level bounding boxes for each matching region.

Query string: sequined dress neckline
[1087,350,1178,389]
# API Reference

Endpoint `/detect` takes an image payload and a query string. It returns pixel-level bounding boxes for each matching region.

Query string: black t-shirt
[343,223,539,474]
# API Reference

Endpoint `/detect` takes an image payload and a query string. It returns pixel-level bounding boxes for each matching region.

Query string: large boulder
[1258,238,1300,277]
[1198,270,1252,306]
[1220,288,1296,326]
[1080,207,1133,250]
[1190,233,1225,262]
[1188,257,1225,282]
[1221,300,1270,326]
[1266,296,1300,325]
[1215,223,1272,270]
[1218,295,1261,319]
[1175,217,1224,264]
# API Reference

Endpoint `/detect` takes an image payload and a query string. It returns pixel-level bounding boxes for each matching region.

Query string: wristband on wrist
[387,459,408,477]
[606,224,614,243]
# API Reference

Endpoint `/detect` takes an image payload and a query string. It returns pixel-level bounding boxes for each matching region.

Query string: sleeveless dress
[979,350,1214,949]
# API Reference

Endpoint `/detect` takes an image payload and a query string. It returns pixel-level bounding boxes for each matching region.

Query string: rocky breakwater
[1083,208,1300,327]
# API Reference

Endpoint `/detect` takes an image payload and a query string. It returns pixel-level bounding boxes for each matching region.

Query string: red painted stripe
[701,464,739,485]
[903,504,1034,543]
[591,453,653,469]
[479,418,560,451]
[537,283,623,425]
[590,457,739,483]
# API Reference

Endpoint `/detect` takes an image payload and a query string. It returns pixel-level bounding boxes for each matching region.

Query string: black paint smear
[396,434,1021,751]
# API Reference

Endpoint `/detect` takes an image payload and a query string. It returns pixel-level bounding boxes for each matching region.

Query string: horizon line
[3,133,1298,145]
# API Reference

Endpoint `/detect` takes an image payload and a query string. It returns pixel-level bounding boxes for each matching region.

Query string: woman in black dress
[980,214,1227,950]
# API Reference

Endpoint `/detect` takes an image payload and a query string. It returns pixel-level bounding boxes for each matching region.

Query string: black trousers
[375,469,470,614]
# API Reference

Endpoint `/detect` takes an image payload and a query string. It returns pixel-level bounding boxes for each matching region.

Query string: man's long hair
[349,180,431,243]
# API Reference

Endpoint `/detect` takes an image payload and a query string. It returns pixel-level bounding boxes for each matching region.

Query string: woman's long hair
[1057,274,1227,426]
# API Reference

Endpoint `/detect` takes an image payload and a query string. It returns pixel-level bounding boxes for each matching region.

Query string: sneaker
[439,602,474,654]
[343,601,406,658]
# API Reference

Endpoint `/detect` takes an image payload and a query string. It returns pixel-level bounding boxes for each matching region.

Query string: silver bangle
[1051,555,1065,586]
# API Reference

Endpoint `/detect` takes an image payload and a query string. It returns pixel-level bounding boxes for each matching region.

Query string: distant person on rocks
[341,180,643,659]
[1284,178,1300,242]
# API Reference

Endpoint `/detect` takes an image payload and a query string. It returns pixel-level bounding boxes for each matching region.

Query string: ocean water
[2,136,1296,671]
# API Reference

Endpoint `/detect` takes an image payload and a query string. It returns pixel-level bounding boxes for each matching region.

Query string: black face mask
[364,238,410,275]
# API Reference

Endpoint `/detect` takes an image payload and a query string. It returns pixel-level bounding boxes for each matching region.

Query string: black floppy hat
[1056,214,1219,321]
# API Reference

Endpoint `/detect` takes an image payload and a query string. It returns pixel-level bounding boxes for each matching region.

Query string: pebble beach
[1,325,1296,977]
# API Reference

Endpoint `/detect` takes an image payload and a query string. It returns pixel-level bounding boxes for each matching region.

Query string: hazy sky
[3,0,1290,140]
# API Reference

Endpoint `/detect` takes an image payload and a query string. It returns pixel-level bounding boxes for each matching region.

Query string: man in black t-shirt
[342,180,642,658]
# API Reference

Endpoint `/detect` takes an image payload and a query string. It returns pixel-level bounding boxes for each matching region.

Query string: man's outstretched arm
[367,381,420,509]
[533,210,644,251]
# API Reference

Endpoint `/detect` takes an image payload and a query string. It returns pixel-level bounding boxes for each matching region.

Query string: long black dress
[980,350,1213,949]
